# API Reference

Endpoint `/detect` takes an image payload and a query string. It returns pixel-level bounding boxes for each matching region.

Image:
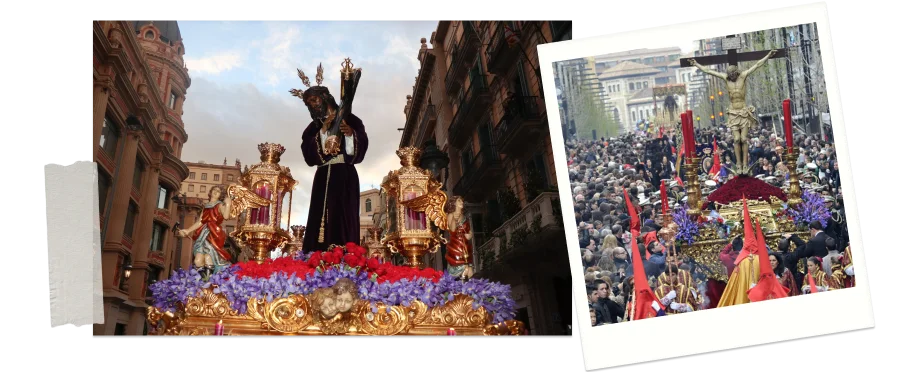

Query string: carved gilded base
[147,289,525,336]
[679,197,809,281]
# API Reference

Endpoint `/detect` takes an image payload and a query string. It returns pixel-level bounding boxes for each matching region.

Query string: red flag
[807,272,819,293]
[674,176,685,189]
[623,190,641,233]
[709,139,721,177]
[624,190,664,319]
[747,219,789,302]
[734,197,759,265]
[660,180,669,216]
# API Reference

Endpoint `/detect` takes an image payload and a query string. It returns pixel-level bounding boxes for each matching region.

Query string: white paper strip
[45,161,104,326]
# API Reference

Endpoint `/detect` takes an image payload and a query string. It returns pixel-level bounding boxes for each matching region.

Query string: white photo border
[537,2,873,369]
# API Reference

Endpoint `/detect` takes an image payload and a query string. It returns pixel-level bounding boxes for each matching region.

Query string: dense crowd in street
[566,122,854,325]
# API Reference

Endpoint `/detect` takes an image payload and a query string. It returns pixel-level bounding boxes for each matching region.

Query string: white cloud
[185,52,243,75]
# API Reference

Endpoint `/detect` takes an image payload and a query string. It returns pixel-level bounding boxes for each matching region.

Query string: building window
[157,185,169,209]
[200,185,206,193]
[145,266,162,299]
[365,198,372,213]
[150,223,166,252]
[636,82,642,90]
[114,323,127,335]
[144,31,154,40]
[628,82,635,91]
[169,92,178,110]
[644,81,649,88]
[124,202,139,238]
[132,158,145,190]
[100,116,120,158]
[98,171,112,217]
[189,172,195,180]
[656,56,666,62]
[214,174,220,182]
[201,173,207,181]
[188,184,194,192]
[227,175,234,182]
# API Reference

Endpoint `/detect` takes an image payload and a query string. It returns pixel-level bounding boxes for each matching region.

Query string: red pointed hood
[735,197,759,265]
[747,219,789,302]
[624,189,664,319]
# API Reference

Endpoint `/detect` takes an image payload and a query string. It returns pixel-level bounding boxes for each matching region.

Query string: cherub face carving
[335,292,354,313]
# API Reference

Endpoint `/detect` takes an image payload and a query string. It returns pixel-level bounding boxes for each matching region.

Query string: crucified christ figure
[689,49,776,175]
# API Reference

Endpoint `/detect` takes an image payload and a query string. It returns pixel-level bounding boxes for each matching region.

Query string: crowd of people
[568,122,854,326]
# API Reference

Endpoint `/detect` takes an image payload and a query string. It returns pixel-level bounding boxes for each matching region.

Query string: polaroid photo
[538,3,873,369]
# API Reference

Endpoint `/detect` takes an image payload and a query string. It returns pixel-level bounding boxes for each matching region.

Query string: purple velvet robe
[301,114,368,252]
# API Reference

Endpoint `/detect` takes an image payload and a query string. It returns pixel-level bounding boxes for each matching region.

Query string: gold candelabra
[784,151,802,208]
[234,143,297,263]
[380,147,446,268]
[684,158,702,216]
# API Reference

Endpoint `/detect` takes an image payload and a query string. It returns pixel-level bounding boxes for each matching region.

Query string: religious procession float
[669,99,814,282]
[145,59,525,336]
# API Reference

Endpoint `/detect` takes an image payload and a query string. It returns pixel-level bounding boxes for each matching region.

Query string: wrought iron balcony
[453,146,502,203]
[475,192,563,273]
[444,22,482,94]
[494,96,546,156]
[447,76,492,148]
[486,21,522,76]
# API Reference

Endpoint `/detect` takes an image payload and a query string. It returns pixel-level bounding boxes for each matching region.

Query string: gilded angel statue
[400,189,474,279]
[177,184,269,278]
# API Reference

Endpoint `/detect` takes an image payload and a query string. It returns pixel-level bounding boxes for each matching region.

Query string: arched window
[365,198,372,213]
[145,30,154,40]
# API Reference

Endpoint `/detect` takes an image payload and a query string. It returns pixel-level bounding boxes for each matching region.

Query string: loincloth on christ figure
[725,106,758,131]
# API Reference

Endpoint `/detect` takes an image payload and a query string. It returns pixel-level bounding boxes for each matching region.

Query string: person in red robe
[299,85,369,252]
[444,196,474,279]
[178,185,234,277]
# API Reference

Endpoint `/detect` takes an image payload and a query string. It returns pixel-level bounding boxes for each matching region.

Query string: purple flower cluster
[787,190,831,229]
[673,207,701,245]
[150,261,516,324]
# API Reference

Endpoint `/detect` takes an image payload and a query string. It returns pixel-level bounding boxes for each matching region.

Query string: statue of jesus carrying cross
[689,49,776,175]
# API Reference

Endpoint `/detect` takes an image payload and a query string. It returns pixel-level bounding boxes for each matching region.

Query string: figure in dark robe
[298,85,369,252]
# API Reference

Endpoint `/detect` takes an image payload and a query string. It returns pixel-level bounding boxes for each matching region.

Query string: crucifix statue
[682,35,784,175]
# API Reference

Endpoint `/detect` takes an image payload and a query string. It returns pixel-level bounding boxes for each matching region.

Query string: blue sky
[177,21,438,227]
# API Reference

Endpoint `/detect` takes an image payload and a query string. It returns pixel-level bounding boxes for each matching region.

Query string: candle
[783,99,793,152]
[447,328,456,336]
[660,180,669,215]
[680,113,690,164]
[214,319,224,335]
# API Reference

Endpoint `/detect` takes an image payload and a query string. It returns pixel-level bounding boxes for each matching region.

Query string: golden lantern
[380,147,447,268]
[234,143,298,263]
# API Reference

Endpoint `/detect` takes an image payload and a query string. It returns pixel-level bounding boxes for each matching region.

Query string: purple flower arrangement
[787,190,831,229]
[672,206,701,245]
[150,259,517,324]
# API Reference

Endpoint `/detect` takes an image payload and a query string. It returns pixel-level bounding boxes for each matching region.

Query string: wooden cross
[679,35,786,67]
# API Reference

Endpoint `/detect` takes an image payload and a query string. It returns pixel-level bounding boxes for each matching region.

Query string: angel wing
[226,184,271,219]
[399,190,448,231]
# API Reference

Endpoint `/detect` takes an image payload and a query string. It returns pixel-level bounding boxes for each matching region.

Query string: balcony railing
[476,192,561,273]
[485,21,522,76]
[453,145,502,201]
[494,96,546,155]
[447,76,492,147]
[444,23,481,94]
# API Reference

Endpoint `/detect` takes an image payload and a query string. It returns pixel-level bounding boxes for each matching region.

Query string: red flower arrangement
[706,176,787,206]
[233,242,443,284]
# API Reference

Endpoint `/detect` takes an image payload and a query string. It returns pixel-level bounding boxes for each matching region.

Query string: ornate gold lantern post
[284,225,306,255]
[684,156,702,216]
[380,147,446,268]
[784,151,802,208]
[236,143,298,263]
[364,226,391,263]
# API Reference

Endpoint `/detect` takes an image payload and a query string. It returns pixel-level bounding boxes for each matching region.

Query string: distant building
[93,21,191,335]
[398,21,572,335]
[598,61,661,132]
[359,189,381,241]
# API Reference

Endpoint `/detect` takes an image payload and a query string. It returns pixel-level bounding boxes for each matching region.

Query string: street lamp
[419,140,450,190]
